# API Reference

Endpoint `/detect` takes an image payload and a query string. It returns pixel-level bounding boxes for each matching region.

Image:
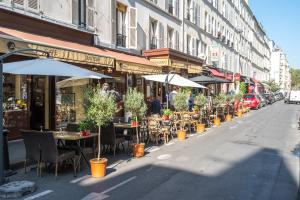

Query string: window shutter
[197,4,201,27]
[192,1,195,23]
[159,22,164,48]
[192,38,195,56]
[27,0,38,11]
[175,0,179,17]
[175,30,179,50]
[86,0,94,29]
[129,7,137,49]
[72,0,79,25]
[12,0,24,8]
[165,0,168,11]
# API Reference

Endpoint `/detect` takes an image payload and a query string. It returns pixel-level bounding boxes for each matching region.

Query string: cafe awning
[0,27,161,75]
[190,75,231,84]
[143,74,206,88]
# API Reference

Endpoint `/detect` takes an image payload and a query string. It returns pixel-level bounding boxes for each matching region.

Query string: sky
[250,0,300,68]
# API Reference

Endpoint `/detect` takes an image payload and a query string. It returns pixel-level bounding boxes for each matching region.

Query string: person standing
[150,96,162,114]
[169,87,178,110]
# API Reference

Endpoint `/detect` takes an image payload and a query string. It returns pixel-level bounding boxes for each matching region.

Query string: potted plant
[213,93,227,127]
[124,88,147,158]
[234,92,243,118]
[225,95,234,121]
[162,108,172,120]
[78,118,93,136]
[86,85,118,178]
[194,94,207,133]
[174,91,189,140]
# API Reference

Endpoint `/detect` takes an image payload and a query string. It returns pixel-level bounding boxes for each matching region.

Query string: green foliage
[194,94,207,108]
[174,91,188,112]
[83,85,93,114]
[234,92,243,102]
[86,85,118,127]
[78,118,94,131]
[226,95,234,104]
[264,80,281,92]
[239,82,247,95]
[163,108,172,116]
[291,68,300,90]
[124,88,147,119]
[213,93,227,107]
[181,87,192,94]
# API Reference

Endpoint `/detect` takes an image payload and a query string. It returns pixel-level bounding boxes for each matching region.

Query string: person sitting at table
[150,96,162,115]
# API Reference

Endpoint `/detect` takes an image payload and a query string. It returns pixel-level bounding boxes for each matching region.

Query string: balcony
[150,37,157,49]
[116,34,126,47]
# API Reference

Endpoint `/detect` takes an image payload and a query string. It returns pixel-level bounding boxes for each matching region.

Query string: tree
[291,68,300,90]
[264,80,281,93]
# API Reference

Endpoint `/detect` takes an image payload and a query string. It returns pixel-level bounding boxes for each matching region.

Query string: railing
[116,34,126,47]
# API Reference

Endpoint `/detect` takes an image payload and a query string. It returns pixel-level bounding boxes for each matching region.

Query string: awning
[0,27,161,74]
[3,58,111,78]
[208,68,233,81]
[190,75,231,84]
[143,74,206,88]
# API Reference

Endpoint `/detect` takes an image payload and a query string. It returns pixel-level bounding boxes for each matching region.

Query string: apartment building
[270,44,291,93]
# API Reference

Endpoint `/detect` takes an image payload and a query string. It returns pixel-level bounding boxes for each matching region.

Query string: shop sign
[0,38,115,67]
[188,65,202,74]
[149,58,170,66]
[210,44,220,62]
[171,60,188,69]
[234,73,241,81]
[116,62,162,74]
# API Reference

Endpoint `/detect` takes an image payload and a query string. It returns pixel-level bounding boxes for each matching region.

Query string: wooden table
[53,131,98,167]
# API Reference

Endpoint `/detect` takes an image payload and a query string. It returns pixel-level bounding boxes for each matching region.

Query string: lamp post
[164,70,176,109]
[0,48,50,185]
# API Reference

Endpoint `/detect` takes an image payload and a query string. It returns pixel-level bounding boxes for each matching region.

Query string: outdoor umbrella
[143,74,207,88]
[56,76,103,88]
[3,58,111,78]
[190,75,231,84]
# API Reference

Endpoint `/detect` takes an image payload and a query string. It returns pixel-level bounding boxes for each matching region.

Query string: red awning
[209,68,233,81]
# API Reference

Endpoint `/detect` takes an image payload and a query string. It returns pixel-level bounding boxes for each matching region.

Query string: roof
[0,27,157,67]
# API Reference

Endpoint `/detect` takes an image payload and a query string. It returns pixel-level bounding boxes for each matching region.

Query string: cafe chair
[101,122,125,156]
[20,129,42,176]
[39,132,77,178]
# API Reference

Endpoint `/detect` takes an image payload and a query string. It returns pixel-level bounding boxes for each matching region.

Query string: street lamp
[0,48,50,185]
[164,70,176,109]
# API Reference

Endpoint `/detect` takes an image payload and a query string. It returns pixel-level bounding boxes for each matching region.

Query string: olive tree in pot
[194,94,207,133]
[174,91,189,140]
[234,92,243,118]
[225,95,234,121]
[124,88,147,158]
[86,85,118,178]
[213,93,227,127]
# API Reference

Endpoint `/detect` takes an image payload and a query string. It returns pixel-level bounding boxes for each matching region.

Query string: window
[186,0,192,21]
[186,35,191,55]
[72,0,94,30]
[149,0,157,4]
[149,19,158,49]
[196,39,200,57]
[116,3,127,47]
[12,0,39,12]
[167,0,173,15]
[167,27,174,49]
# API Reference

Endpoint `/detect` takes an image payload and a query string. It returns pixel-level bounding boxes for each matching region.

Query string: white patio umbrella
[143,74,207,88]
[56,76,104,88]
[3,58,111,78]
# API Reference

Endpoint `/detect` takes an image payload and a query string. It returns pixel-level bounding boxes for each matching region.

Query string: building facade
[270,43,291,93]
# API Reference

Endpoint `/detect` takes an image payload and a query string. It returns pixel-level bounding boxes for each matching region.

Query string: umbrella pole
[0,60,3,185]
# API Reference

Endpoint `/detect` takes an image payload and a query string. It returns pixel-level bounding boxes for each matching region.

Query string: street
[12,101,300,200]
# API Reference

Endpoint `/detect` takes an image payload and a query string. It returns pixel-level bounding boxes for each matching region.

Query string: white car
[286,91,300,104]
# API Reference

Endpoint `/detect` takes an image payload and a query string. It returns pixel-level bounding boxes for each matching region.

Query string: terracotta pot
[133,143,145,158]
[237,111,243,118]
[131,121,139,127]
[163,115,169,120]
[225,114,232,121]
[81,130,91,136]
[196,123,205,133]
[214,117,221,127]
[90,158,107,178]
[177,130,186,140]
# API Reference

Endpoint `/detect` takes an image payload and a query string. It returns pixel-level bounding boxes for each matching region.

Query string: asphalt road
[12,101,300,200]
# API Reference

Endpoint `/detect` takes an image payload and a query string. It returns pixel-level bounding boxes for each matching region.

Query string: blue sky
[250,0,300,68]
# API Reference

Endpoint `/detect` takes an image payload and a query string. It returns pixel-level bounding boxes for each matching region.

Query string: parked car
[264,93,274,104]
[257,94,267,107]
[286,90,300,104]
[243,93,261,109]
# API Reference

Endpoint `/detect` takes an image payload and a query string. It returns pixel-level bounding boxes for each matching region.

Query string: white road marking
[81,193,109,200]
[229,125,238,129]
[24,190,53,200]
[147,147,160,152]
[157,154,172,160]
[81,177,136,200]
[70,175,91,183]
[197,133,207,138]
[101,176,136,194]
[189,134,196,137]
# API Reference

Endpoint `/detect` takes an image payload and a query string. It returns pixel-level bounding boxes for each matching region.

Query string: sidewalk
[8,139,26,169]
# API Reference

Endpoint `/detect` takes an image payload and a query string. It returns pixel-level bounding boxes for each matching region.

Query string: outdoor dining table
[53,131,98,168]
